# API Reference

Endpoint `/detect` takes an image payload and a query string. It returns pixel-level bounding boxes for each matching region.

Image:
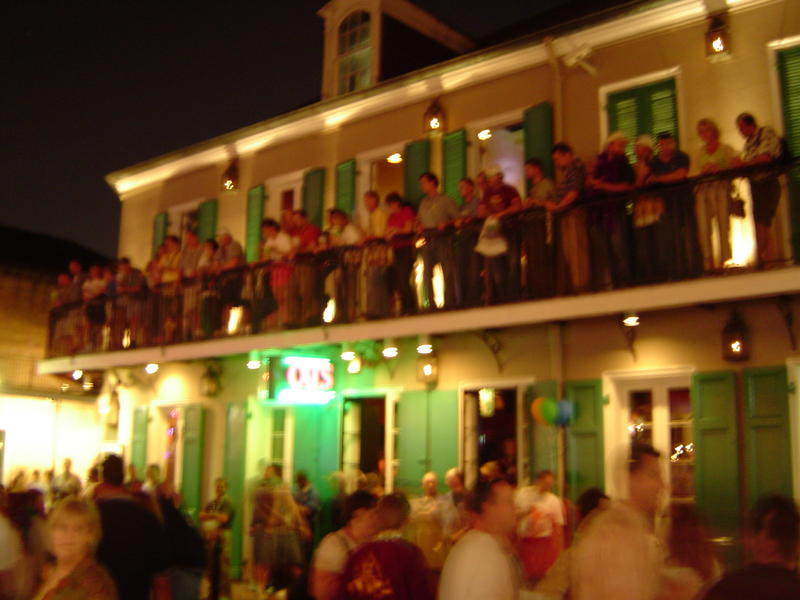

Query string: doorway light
[347,355,362,374]
[341,343,356,362]
[387,153,403,164]
[622,312,640,327]
[382,339,398,359]
[477,129,492,141]
[145,363,159,375]
[416,334,433,355]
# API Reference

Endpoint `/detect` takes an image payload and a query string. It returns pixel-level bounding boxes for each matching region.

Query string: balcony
[39,162,800,374]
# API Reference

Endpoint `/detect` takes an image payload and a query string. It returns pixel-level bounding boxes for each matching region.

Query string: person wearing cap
[214,227,245,334]
[631,134,667,282]
[586,131,635,290]
[694,118,739,272]
[648,132,702,279]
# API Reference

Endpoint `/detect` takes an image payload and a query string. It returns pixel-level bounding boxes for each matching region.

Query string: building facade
[40,0,800,576]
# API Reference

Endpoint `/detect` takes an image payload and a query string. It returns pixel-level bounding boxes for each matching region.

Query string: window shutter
[531,380,559,486]
[396,390,429,494]
[429,390,458,493]
[152,212,168,258]
[246,185,265,263]
[335,159,357,215]
[403,139,431,204]
[777,46,800,259]
[565,379,604,502]
[131,406,148,475]
[743,367,792,502]
[303,167,326,228]
[646,80,678,143]
[442,130,467,203]
[607,78,677,161]
[692,371,740,537]
[523,102,555,178]
[197,199,218,243]
[224,401,247,579]
[181,404,206,523]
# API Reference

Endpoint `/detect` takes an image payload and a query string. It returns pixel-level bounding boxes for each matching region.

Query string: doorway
[342,396,386,491]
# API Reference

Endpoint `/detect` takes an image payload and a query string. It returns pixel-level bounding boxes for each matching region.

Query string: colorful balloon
[555,399,573,425]
[531,397,546,425]
[541,398,558,424]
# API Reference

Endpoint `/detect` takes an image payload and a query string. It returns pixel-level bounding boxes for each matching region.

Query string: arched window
[337,11,372,95]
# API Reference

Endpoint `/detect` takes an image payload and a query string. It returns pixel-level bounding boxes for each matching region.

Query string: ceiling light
[382,339,398,359]
[416,334,433,355]
[145,363,159,375]
[246,359,261,370]
[387,153,403,164]
[622,313,640,327]
[347,356,362,374]
[71,369,83,381]
[340,343,355,362]
[477,129,492,141]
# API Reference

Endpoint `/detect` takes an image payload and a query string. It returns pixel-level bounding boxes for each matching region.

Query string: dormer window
[337,11,372,95]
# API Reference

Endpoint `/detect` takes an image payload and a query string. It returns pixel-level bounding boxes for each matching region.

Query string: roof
[0,225,110,274]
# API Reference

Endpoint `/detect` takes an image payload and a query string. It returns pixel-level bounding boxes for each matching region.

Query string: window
[606,78,678,160]
[778,45,800,154]
[337,11,372,95]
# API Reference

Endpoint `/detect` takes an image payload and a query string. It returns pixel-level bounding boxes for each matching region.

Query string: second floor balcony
[42,161,800,371]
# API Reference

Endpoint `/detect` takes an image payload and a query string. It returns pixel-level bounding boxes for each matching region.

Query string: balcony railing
[46,161,799,358]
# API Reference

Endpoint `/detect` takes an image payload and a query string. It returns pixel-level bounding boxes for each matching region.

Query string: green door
[224,401,247,579]
[303,168,326,228]
[523,102,554,178]
[403,139,431,204]
[246,185,265,263]
[336,159,357,215]
[442,130,467,203]
[743,367,792,502]
[429,390,458,493]
[131,406,149,476]
[197,199,218,243]
[565,379,604,501]
[396,390,429,494]
[152,212,168,258]
[692,372,740,536]
[181,404,206,522]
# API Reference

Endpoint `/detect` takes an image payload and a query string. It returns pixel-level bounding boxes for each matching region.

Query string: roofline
[105,0,770,196]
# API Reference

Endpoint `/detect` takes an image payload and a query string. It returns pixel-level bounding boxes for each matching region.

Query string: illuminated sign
[261,356,335,405]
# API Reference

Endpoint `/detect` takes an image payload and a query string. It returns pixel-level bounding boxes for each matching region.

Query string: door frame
[786,356,800,500]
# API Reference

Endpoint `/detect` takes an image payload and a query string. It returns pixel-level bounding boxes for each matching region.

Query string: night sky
[3,1,574,258]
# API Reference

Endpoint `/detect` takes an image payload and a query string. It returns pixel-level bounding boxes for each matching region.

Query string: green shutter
[692,371,740,536]
[303,168,326,228]
[336,160,357,215]
[224,401,247,579]
[403,139,431,204]
[777,46,800,260]
[246,185,265,263]
[531,381,559,485]
[743,367,792,503]
[565,379,604,502]
[442,130,467,203]
[197,199,218,243]
[397,390,429,494]
[607,78,677,161]
[181,404,206,523]
[152,212,168,258]
[429,390,458,493]
[523,102,554,178]
[131,406,149,475]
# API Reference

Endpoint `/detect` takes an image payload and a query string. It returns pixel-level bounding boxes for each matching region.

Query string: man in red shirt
[385,193,417,315]
[288,209,322,327]
[481,165,522,302]
[338,492,434,600]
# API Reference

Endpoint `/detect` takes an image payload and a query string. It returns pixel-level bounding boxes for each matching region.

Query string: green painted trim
[224,401,247,580]
[180,404,206,523]
[442,130,467,203]
[335,159,357,215]
[245,185,265,263]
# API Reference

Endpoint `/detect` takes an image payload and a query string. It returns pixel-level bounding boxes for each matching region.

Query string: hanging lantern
[221,158,239,191]
[705,12,731,62]
[423,99,445,132]
[721,311,749,361]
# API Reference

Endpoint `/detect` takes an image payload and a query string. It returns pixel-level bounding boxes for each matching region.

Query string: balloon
[531,397,547,425]
[555,399,573,426]
[541,398,558,425]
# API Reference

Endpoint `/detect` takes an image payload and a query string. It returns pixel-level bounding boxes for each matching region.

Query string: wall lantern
[200,361,222,396]
[417,355,438,384]
[722,311,749,361]
[423,99,445,132]
[705,12,731,61]
[221,158,239,191]
[382,338,399,359]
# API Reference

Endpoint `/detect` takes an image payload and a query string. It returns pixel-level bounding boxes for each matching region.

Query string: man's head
[419,172,439,196]
[215,477,227,497]
[293,209,309,227]
[628,443,664,515]
[364,190,379,212]
[736,112,758,138]
[422,471,438,497]
[101,454,125,487]
[164,234,181,252]
[458,177,475,200]
[445,468,464,492]
[385,192,403,214]
[296,471,309,489]
[551,143,574,169]
[261,218,280,239]
[696,118,720,144]
[376,492,411,531]
[145,463,161,483]
[634,134,654,160]
[605,131,629,156]
[57,273,71,287]
[88,264,103,279]
[484,164,504,187]
[68,260,82,276]
[344,490,379,540]
[63,458,73,473]
[330,209,349,228]
[184,229,199,247]
[476,171,488,192]
[216,228,232,247]
[535,469,555,494]
[468,479,516,536]
[656,132,676,156]
[118,257,132,273]
[748,494,799,568]
[576,487,609,522]
[524,158,544,182]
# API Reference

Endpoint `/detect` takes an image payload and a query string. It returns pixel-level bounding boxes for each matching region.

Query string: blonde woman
[33,497,117,600]
[694,118,739,272]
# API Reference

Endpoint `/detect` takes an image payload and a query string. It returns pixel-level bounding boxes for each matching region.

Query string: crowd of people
[48,113,793,355]
[2,445,800,600]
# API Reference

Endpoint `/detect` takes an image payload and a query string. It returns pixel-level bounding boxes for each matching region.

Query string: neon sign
[265,356,336,405]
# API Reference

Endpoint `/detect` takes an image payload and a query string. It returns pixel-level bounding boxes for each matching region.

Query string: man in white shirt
[408,472,447,570]
[514,469,565,568]
[310,490,379,600]
[439,478,521,600]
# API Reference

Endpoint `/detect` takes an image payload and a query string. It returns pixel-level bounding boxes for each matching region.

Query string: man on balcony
[180,230,202,341]
[363,191,392,320]
[288,209,322,327]
[481,165,522,302]
[522,158,557,298]
[214,228,244,335]
[456,177,483,307]
[416,172,459,310]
